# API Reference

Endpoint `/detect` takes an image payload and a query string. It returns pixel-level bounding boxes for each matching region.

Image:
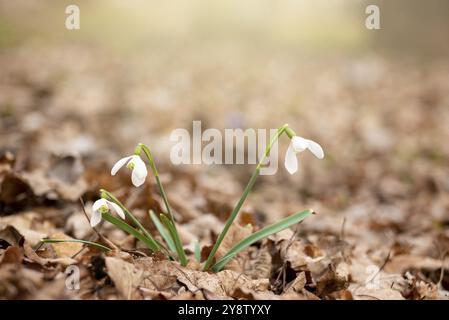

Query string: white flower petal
[306,139,324,159]
[131,156,147,176]
[111,156,132,176]
[130,156,147,187]
[92,198,107,212]
[284,143,299,174]
[291,136,308,153]
[108,201,126,220]
[90,210,102,227]
[131,169,146,187]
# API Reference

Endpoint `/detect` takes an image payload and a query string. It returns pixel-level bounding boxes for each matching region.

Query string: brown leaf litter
[1,45,449,299]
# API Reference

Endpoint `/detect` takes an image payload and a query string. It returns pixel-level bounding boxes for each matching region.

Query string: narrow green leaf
[102,212,159,251]
[100,189,160,251]
[149,210,176,253]
[160,214,188,266]
[211,209,313,272]
[41,238,111,251]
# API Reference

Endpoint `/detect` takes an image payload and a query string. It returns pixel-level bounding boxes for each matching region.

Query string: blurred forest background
[1,0,449,299]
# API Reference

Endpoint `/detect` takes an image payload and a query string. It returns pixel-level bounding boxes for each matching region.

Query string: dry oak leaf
[22,242,78,266]
[21,169,87,202]
[48,232,84,258]
[350,285,404,300]
[0,212,48,246]
[244,245,272,279]
[0,264,44,299]
[280,240,326,272]
[181,214,224,244]
[314,263,349,297]
[0,245,23,265]
[385,254,449,274]
[136,259,269,298]
[284,271,307,294]
[215,222,253,272]
[105,256,144,299]
[231,287,279,300]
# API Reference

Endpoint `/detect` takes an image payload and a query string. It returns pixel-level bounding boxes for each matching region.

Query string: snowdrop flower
[111,155,148,187]
[284,136,324,174]
[91,198,125,227]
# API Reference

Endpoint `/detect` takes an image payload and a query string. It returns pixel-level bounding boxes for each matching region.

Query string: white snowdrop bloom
[90,198,125,227]
[284,136,324,175]
[111,155,148,187]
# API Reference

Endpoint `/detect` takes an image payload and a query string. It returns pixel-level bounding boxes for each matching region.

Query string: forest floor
[1,46,449,299]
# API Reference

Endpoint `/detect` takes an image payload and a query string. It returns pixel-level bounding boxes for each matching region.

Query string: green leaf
[102,212,159,251]
[100,189,160,252]
[211,209,313,272]
[149,210,176,253]
[41,238,111,251]
[160,214,188,266]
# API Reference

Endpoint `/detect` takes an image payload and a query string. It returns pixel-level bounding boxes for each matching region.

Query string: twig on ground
[274,222,302,293]
[369,251,391,283]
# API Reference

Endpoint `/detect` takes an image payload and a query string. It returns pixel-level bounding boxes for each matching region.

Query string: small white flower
[111,155,148,187]
[91,198,125,227]
[284,136,324,174]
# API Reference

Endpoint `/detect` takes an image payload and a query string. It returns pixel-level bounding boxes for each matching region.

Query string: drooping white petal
[284,143,299,174]
[132,156,147,176]
[111,156,132,176]
[131,170,146,187]
[130,155,147,187]
[108,201,125,220]
[92,198,107,212]
[90,210,102,227]
[291,136,308,153]
[306,139,324,159]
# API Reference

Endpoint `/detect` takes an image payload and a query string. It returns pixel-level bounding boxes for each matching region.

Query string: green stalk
[160,214,188,266]
[102,212,160,251]
[149,210,177,253]
[203,124,289,270]
[41,238,111,251]
[136,143,187,264]
[284,126,296,139]
[100,189,160,251]
[211,209,313,272]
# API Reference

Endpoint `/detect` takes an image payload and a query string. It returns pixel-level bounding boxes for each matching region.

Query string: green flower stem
[203,124,289,271]
[100,189,160,251]
[136,143,187,265]
[284,126,296,139]
[41,238,111,252]
[135,144,175,222]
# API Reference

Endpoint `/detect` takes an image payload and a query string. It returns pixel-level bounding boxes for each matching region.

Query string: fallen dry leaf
[0,213,48,246]
[105,256,144,299]
[215,223,253,272]
[48,232,84,258]
[1,10,449,300]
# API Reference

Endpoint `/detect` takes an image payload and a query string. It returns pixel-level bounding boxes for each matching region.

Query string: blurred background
[1,0,449,297]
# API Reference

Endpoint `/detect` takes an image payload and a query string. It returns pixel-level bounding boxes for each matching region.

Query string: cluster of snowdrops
[43,124,324,272]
